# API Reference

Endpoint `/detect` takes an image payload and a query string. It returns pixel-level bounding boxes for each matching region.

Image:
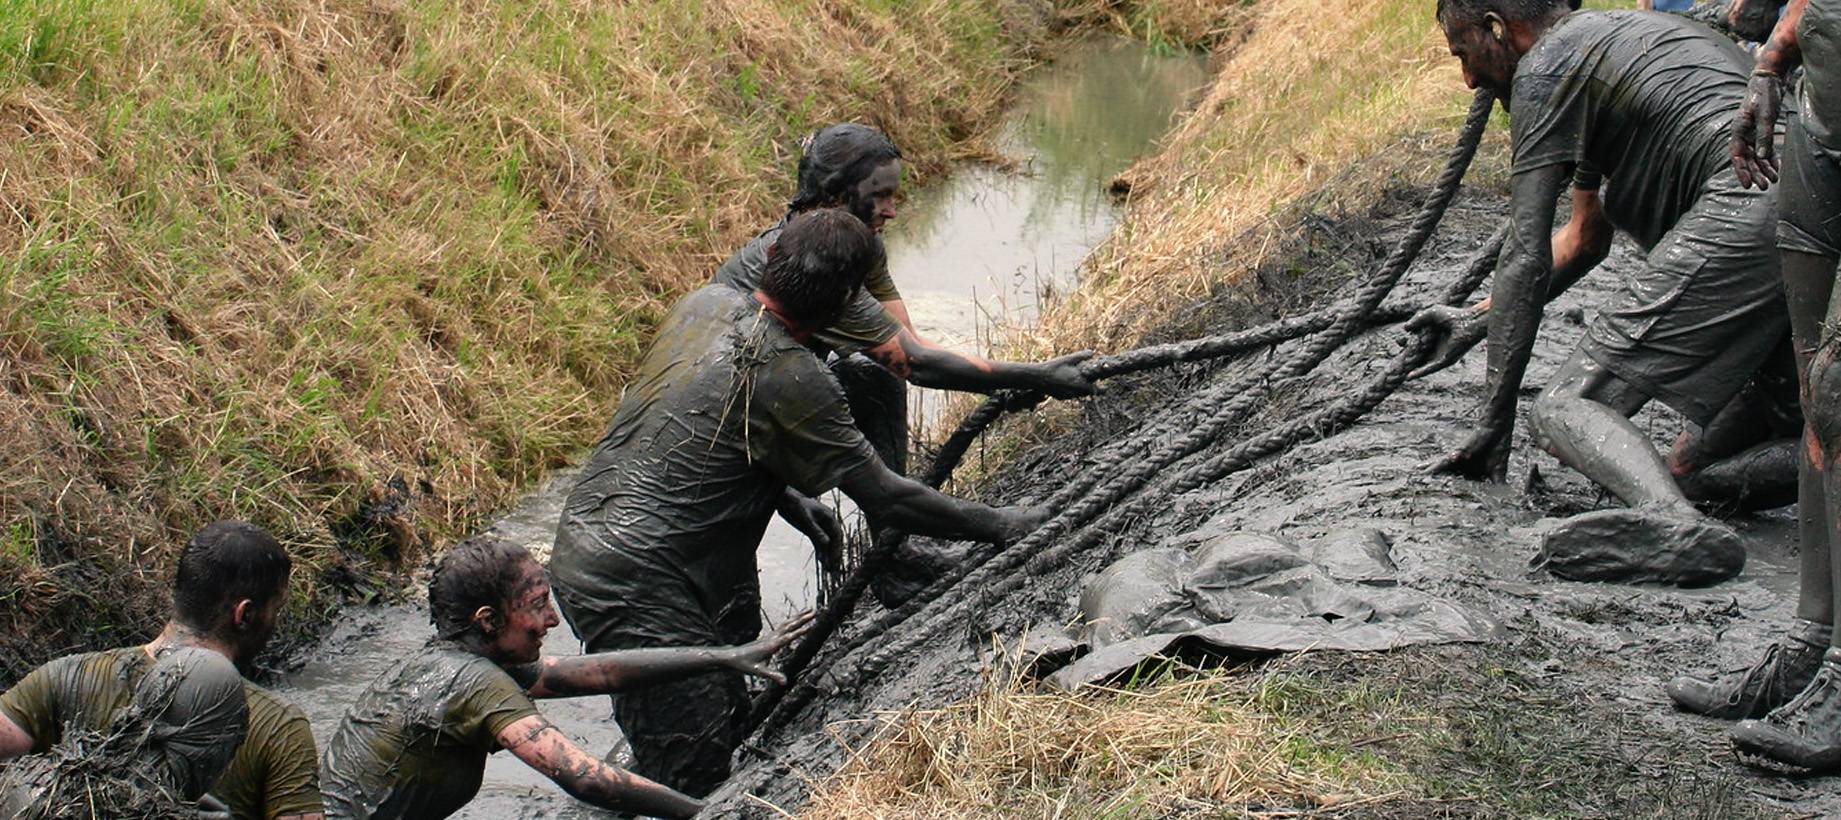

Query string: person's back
[1514,9,1755,246]
[553,283,877,647]
[216,685,320,820]
[319,641,539,820]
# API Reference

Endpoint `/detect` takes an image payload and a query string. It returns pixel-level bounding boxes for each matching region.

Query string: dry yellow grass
[799,663,1403,819]
[0,0,1107,675]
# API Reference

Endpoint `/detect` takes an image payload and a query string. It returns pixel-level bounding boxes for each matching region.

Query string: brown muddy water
[276,36,1210,819]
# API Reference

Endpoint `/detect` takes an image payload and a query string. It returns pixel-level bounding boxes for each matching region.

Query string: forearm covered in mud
[869,330,1043,393]
[499,716,703,818]
[1483,167,1569,425]
[518,648,736,699]
[1757,0,1809,75]
[1546,187,1613,299]
[840,460,1015,543]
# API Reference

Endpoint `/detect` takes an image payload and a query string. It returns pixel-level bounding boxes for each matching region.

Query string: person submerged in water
[713,122,1095,604]
[1418,0,1796,571]
[550,208,1050,798]
[1671,0,1841,772]
[317,536,812,819]
[0,521,321,820]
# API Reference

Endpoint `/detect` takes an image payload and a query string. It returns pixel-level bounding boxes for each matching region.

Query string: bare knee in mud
[1808,341,1841,464]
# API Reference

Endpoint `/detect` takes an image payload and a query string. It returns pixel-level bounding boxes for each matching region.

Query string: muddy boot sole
[1533,507,1745,586]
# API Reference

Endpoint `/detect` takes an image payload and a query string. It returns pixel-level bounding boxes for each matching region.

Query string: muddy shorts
[1778,114,1841,260]
[1582,169,1787,426]
[554,574,758,800]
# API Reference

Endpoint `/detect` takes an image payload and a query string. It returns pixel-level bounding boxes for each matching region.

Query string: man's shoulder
[242,683,311,729]
[713,216,791,288]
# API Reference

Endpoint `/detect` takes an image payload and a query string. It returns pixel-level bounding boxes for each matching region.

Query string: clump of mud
[0,727,196,820]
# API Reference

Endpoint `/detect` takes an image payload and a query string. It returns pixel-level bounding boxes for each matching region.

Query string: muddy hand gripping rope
[724,91,1502,806]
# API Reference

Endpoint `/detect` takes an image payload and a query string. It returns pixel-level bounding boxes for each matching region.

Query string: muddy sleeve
[862,249,902,303]
[0,658,71,752]
[750,354,881,496]
[1573,162,1603,192]
[1510,69,1587,177]
[451,665,542,748]
[810,287,902,357]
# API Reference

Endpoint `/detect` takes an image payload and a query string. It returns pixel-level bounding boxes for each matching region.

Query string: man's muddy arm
[1547,184,1614,297]
[498,716,703,818]
[1434,164,1568,479]
[839,459,1047,543]
[516,614,814,698]
[866,330,1095,399]
[0,713,33,759]
[880,298,916,332]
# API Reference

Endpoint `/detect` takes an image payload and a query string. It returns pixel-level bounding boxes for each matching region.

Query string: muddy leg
[1731,251,1841,766]
[1529,352,1690,511]
[1672,339,1802,512]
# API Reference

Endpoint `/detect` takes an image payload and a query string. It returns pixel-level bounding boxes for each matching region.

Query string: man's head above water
[1436,0,1578,97]
[429,536,559,666]
[170,520,292,669]
[760,207,882,330]
[790,123,902,232]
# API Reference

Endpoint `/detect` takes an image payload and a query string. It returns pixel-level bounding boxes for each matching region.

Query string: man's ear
[230,600,254,630]
[1485,12,1508,43]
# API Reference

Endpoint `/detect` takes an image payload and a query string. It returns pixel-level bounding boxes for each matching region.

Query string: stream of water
[277,36,1209,818]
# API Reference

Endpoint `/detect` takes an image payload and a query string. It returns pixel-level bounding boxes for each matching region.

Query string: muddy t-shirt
[1802,0,1841,152]
[1510,10,1754,248]
[0,647,318,819]
[551,285,880,644]
[319,641,541,820]
[213,686,322,820]
[712,214,903,356]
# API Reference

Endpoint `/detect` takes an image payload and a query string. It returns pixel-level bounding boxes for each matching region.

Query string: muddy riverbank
[726,170,1841,815]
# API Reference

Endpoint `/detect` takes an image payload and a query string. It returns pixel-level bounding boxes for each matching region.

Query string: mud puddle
[278,36,1208,819]
[724,179,1841,814]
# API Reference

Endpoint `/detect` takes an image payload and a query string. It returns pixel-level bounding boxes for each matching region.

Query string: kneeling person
[1428,0,1789,577]
[551,208,1049,797]
[318,537,809,819]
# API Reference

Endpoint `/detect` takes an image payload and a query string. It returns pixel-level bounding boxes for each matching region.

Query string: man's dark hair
[1435,0,1575,27]
[789,123,902,213]
[172,521,291,631]
[428,536,534,641]
[761,208,881,324]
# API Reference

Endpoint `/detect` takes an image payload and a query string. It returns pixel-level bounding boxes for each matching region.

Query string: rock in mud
[1533,507,1745,587]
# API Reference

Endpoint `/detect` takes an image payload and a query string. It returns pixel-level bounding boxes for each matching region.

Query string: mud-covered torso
[1510,10,1754,247]
[1802,0,1841,152]
[713,215,902,356]
[550,285,878,637]
[318,641,539,820]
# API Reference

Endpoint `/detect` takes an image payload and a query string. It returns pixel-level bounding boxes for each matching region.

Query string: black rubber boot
[1732,648,1841,772]
[1666,619,1830,720]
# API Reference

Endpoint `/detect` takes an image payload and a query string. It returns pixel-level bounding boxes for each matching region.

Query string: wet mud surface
[731,181,1841,816]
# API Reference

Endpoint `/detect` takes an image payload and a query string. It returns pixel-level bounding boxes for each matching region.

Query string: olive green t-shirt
[551,285,881,649]
[0,647,318,819]
[318,641,541,820]
[214,686,323,820]
[713,214,904,356]
[1509,10,1753,248]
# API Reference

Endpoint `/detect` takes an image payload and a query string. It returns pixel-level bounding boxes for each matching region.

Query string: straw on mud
[799,661,1401,819]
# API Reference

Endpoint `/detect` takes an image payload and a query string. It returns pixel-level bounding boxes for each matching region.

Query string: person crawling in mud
[549,208,1051,798]
[0,521,322,820]
[1670,0,1841,773]
[714,122,1094,603]
[318,536,812,819]
[1421,0,1794,572]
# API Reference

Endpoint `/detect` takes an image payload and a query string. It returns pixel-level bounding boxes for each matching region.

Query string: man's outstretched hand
[723,611,818,686]
[1036,351,1098,399]
[1732,69,1785,189]
[1406,303,1488,379]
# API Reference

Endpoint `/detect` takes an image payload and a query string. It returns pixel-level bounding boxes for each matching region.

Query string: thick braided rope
[787,88,1497,729]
